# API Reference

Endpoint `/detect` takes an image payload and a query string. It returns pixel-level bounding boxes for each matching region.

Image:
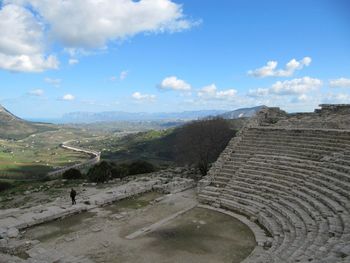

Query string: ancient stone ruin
[198,104,350,262]
[0,169,196,263]
[1,104,350,263]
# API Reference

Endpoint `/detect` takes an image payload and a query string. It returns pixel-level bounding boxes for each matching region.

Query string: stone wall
[272,104,350,129]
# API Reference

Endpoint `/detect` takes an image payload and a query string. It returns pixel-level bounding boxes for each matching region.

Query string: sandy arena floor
[23,189,256,263]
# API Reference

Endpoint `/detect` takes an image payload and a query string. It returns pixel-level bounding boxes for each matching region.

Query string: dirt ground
[23,190,256,263]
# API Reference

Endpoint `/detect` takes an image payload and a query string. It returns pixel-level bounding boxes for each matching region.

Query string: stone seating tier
[198,126,350,263]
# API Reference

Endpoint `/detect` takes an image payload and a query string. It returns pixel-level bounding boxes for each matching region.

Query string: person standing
[70,188,77,205]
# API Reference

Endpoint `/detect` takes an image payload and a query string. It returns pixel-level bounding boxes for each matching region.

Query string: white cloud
[249,77,322,98]
[248,88,269,97]
[0,53,58,72]
[270,77,322,95]
[0,4,58,72]
[110,71,128,81]
[198,84,237,100]
[160,76,192,91]
[28,89,44,96]
[216,89,237,99]
[44,77,61,87]
[322,93,350,104]
[248,57,312,78]
[329,78,350,88]
[131,92,156,102]
[61,94,75,101]
[297,94,308,102]
[198,84,217,97]
[15,0,198,49]
[0,0,197,72]
[68,58,79,65]
[120,70,128,80]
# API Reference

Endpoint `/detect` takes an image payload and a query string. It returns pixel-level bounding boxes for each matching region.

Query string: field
[0,127,99,180]
[72,118,246,167]
[0,118,245,185]
[71,129,177,166]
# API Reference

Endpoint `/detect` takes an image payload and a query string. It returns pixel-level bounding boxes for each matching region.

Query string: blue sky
[0,0,349,118]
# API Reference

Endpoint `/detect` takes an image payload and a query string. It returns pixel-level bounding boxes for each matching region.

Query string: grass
[105,191,162,213]
[74,129,178,167]
[75,118,244,167]
[0,118,57,140]
[0,127,96,180]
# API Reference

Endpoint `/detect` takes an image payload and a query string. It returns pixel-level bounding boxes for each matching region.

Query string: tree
[111,163,129,179]
[0,181,13,192]
[176,118,235,176]
[62,168,83,180]
[87,161,112,183]
[128,160,155,175]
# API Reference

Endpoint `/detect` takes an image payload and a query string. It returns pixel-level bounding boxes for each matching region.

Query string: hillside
[75,118,248,166]
[0,105,56,139]
[219,105,266,119]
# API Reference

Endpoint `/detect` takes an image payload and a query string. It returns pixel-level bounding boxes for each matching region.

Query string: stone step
[241,161,350,209]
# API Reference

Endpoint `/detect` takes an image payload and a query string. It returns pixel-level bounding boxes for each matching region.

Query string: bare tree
[176,118,235,176]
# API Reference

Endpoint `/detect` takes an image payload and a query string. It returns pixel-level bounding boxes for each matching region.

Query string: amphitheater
[198,104,350,262]
[1,104,350,263]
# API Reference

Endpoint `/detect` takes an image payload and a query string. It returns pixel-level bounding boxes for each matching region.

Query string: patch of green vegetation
[105,191,162,213]
[0,120,57,140]
[0,127,97,180]
[68,120,185,133]
[79,118,245,168]
[99,129,178,165]
[24,211,97,242]
[0,180,13,192]
[62,168,84,180]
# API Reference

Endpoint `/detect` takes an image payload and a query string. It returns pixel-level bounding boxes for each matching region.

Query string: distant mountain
[0,105,55,139]
[59,107,266,124]
[219,106,266,119]
[61,110,227,123]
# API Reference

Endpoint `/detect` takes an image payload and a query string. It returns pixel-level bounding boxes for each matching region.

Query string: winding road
[48,140,101,177]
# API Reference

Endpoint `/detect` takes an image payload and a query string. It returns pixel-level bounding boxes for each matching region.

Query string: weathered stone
[109,214,124,220]
[90,226,102,232]
[340,244,350,256]
[7,228,19,238]
[64,236,75,242]
[198,104,350,262]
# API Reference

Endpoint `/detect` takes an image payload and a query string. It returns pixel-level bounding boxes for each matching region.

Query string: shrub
[62,168,83,180]
[128,160,155,175]
[111,164,129,179]
[0,181,13,192]
[87,161,112,183]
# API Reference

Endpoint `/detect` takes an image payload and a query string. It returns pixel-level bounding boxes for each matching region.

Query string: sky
[0,0,350,118]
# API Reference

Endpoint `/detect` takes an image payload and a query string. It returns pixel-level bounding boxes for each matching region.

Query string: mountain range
[60,110,226,123]
[0,104,265,139]
[60,106,265,123]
